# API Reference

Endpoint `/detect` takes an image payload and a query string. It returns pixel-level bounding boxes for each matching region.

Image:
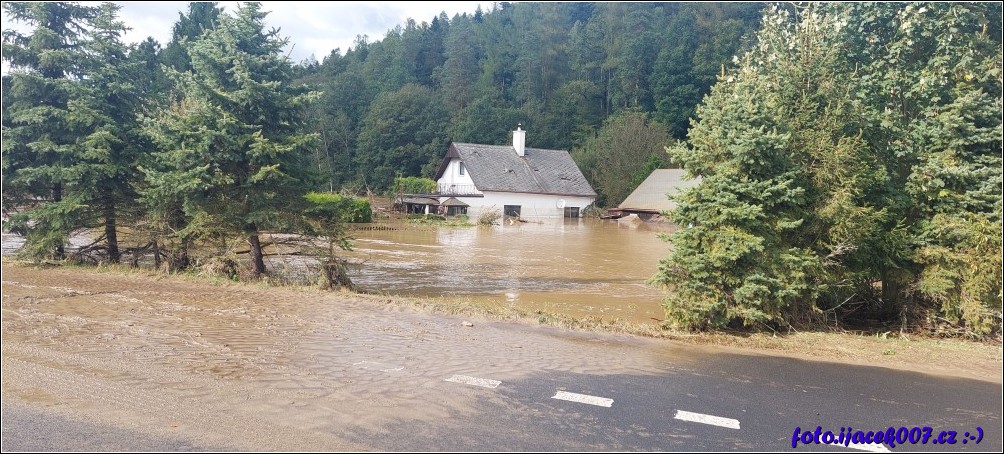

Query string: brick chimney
[513,124,525,157]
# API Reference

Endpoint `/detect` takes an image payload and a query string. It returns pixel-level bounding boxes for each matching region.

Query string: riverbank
[2,261,1000,383]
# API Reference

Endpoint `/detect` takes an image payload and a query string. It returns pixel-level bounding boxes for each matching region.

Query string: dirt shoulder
[3,261,1001,384]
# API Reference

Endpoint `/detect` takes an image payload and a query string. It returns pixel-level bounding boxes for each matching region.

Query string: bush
[345,198,372,223]
[303,192,363,290]
[477,208,501,226]
[304,192,372,223]
[393,176,437,195]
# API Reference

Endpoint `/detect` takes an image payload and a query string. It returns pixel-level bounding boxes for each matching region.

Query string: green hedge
[304,192,372,223]
[393,176,437,194]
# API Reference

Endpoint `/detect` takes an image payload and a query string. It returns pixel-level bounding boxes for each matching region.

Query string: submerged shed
[440,197,469,216]
[400,196,440,214]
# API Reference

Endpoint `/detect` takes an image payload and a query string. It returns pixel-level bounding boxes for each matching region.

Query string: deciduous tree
[572,111,670,207]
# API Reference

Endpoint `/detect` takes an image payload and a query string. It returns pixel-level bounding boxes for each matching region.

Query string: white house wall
[460,191,595,219]
[438,158,478,189]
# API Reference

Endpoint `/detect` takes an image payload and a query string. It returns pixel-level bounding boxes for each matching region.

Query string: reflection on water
[343,219,672,324]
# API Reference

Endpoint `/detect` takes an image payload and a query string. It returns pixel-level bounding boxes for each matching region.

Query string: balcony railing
[436,183,481,196]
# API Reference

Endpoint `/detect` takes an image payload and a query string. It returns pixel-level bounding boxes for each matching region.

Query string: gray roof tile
[436,143,596,197]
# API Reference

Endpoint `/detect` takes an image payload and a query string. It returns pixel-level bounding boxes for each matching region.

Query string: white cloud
[3,1,493,63]
[116,1,186,46]
[254,1,490,62]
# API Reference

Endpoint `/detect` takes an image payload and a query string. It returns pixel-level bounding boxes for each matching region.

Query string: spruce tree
[144,2,319,277]
[656,3,1002,336]
[3,2,97,259]
[160,1,222,72]
[73,2,144,263]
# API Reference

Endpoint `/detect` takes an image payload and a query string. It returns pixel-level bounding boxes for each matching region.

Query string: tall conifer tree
[144,2,319,276]
[656,3,1002,335]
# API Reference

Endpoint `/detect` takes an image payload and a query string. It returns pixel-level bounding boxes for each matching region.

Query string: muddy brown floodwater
[342,219,672,324]
[1,218,674,325]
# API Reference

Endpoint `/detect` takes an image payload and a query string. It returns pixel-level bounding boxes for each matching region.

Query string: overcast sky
[3,1,494,63]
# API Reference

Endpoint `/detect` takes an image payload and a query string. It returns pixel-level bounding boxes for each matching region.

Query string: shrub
[393,176,437,195]
[477,208,501,226]
[304,192,372,223]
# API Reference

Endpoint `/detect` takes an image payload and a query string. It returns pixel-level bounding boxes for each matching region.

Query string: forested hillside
[294,2,764,195]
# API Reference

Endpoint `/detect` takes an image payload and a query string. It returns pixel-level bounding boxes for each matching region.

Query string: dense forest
[294,2,764,199]
[3,2,1001,337]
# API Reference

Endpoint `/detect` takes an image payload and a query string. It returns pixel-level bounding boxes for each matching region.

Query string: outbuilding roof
[440,197,469,207]
[401,196,440,205]
[617,169,701,213]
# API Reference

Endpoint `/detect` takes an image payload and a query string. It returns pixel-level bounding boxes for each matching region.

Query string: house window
[504,205,521,217]
[563,207,580,218]
[447,206,468,216]
[459,162,465,176]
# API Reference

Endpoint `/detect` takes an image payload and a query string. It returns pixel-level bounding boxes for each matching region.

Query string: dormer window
[459,162,466,176]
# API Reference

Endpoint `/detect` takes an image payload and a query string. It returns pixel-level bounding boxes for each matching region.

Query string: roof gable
[435,142,596,197]
[433,145,461,181]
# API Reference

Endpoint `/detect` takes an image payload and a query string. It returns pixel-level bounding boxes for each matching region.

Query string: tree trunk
[53,183,65,259]
[103,193,120,263]
[322,258,353,290]
[167,203,189,271]
[247,225,266,277]
[171,243,190,272]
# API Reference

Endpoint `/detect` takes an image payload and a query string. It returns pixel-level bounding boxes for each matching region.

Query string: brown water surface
[343,219,671,324]
[1,218,673,325]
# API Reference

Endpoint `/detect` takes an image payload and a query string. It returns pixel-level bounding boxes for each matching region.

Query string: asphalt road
[1,401,224,451]
[330,354,1001,452]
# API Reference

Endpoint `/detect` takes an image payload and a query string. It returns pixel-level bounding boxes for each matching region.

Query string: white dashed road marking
[551,391,613,407]
[828,442,891,453]
[673,410,740,429]
[445,374,501,389]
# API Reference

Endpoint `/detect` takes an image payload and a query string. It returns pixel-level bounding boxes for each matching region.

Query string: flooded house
[609,169,702,221]
[431,126,597,219]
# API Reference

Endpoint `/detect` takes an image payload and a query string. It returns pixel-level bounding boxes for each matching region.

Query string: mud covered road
[2,264,1001,451]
